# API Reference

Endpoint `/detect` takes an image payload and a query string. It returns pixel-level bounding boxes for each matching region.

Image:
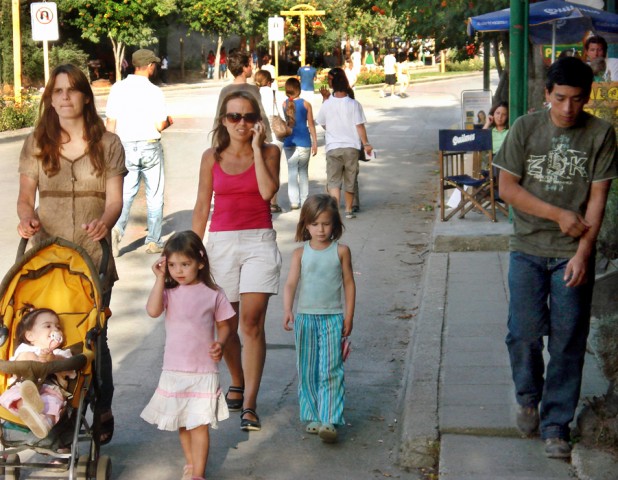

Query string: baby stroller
[0,237,112,479]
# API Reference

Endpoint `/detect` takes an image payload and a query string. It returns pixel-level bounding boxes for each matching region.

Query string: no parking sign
[31,2,59,41]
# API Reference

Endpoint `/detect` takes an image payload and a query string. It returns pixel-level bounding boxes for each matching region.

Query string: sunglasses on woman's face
[225,112,260,124]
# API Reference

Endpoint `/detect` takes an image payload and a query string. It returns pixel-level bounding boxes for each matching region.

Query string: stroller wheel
[96,455,112,480]
[4,453,21,480]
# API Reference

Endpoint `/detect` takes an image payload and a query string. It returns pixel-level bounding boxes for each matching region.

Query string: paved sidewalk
[400,210,617,479]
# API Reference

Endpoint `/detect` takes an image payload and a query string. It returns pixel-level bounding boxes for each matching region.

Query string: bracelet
[363,143,370,147]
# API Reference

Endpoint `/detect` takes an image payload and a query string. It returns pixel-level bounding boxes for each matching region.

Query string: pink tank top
[209,161,272,231]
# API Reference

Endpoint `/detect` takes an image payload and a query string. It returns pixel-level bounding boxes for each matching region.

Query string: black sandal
[240,408,261,431]
[99,414,114,445]
[270,204,282,213]
[225,386,244,411]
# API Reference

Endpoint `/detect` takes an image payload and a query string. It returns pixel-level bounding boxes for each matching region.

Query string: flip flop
[318,423,338,443]
[305,422,320,434]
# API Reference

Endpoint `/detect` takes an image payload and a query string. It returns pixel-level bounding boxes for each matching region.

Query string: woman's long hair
[212,91,262,161]
[329,68,355,99]
[34,64,106,177]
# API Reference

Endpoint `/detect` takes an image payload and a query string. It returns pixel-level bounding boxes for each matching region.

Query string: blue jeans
[285,146,310,206]
[116,141,164,245]
[506,251,594,441]
[207,64,215,79]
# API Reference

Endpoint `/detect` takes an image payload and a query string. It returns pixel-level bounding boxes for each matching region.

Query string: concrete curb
[433,234,509,252]
[398,252,447,470]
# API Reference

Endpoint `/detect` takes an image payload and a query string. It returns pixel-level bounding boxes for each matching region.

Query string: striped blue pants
[294,313,345,426]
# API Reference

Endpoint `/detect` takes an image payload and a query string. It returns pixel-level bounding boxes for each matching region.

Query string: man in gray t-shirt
[494,57,617,460]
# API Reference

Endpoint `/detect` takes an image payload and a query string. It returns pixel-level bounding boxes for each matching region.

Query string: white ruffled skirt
[140,371,229,431]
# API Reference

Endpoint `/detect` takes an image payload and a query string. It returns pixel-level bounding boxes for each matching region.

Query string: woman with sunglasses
[192,91,282,432]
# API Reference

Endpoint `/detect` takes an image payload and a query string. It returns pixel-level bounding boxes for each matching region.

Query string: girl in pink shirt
[141,231,234,480]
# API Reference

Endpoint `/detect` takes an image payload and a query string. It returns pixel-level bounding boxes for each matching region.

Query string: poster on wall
[585,82,618,134]
[461,90,492,130]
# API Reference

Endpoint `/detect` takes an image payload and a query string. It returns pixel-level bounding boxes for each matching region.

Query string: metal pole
[12,0,22,104]
[509,0,527,124]
[43,40,50,86]
[274,40,279,79]
[483,38,490,91]
[300,13,306,67]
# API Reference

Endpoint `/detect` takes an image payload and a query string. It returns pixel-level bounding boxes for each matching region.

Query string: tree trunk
[109,36,124,84]
[215,34,223,79]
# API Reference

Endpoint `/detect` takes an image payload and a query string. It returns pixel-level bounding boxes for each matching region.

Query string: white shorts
[206,229,282,302]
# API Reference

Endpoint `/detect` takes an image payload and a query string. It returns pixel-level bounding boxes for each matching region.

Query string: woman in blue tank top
[282,78,318,210]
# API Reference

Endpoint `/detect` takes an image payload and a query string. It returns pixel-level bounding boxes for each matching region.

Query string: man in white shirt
[584,35,618,81]
[380,49,397,97]
[106,49,171,255]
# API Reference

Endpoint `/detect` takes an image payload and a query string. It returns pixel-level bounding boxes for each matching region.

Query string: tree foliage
[57,0,176,82]
[395,0,509,55]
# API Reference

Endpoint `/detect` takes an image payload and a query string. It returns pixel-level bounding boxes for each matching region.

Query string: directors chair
[438,129,503,222]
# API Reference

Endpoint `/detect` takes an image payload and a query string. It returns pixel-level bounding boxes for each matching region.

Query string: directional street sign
[31,2,59,41]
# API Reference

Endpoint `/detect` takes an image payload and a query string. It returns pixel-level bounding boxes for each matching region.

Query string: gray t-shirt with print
[494,109,617,258]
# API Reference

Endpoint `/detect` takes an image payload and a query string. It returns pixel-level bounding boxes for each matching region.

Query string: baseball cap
[132,49,161,67]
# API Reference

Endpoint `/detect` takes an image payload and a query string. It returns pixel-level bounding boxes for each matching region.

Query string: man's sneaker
[544,438,571,458]
[145,242,163,254]
[111,227,121,257]
[516,405,539,436]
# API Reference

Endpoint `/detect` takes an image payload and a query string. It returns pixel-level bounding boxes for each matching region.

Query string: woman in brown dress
[16,64,126,445]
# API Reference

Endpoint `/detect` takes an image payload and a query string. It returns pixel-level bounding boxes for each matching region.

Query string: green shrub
[446,57,495,72]
[0,93,39,132]
[356,70,385,85]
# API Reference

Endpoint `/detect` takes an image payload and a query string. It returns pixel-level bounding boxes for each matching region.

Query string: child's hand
[209,341,223,362]
[152,256,166,277]
[283,312,295,331]
[342,318,353,337]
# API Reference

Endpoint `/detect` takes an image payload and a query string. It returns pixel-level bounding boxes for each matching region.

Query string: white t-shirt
[315,95,367,152]
[106,74,167,142]
[383,54,397,75]
[605,57,618,81]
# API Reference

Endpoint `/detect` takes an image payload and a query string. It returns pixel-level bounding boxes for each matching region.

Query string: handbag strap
[273,91,281,116]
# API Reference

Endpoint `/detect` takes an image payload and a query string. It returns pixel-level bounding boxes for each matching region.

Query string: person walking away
[160,55,169,85]
[379,49,397,98]
[261,54,278,92]
[319,68,362,212]
[315,73,372,218]
[351,46,362,76]
[219,47,228,80]
[256,69,284,213]
[17,64,126,444]
[282,78,318,209]
[142,231,234,480]
[343,58,357,90]
[192,91,282,432]
[297,63,317,103]
[364,48,376,71]
[215,50,273,143]
[106,49,171,256]
[283,194,355,443]
[494,56,618,459]
[207,50,216,79]
[396,53,410,97]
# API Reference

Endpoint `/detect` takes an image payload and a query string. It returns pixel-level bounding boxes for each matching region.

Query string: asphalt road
[0,73,495,479]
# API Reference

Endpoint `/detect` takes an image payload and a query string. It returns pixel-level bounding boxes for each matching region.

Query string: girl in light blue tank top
[283,194,356,443]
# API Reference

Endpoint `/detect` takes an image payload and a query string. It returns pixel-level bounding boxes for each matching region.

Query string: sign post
[280,4,326,67]
[31,2,59,86]
[268,17,284,79]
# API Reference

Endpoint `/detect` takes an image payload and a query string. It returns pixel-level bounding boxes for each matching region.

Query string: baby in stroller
[0,305,75,439]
